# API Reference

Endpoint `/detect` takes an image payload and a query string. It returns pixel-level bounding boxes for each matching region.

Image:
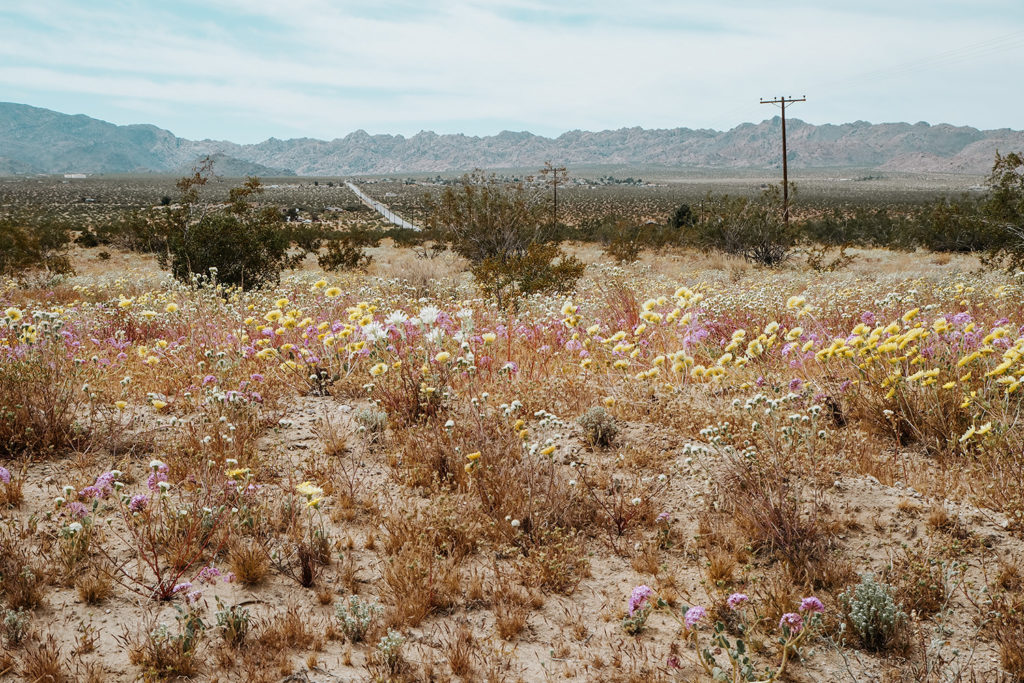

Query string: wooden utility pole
[759,95,805,224]
[539,161,567,227]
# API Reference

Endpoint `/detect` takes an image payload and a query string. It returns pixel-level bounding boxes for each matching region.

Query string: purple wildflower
[684,605,707,629]
[779,612,804,633]
[951,312,971,326]
[656,511,671,523]
[629,585,655,616]
[0,466,10,484]
[172,582,193,594]
[789,378,804,392]
[861,311,876,325]
[197,566,222,584]
[800,596,825,613]
[129,494,149,512]
[147,464,169,493]
[727,593,749,610]
[67,501,90,518]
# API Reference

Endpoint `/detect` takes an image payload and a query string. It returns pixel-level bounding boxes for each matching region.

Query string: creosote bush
[158,162,304,290]
[428,170,584,305]
[0,215,73,279]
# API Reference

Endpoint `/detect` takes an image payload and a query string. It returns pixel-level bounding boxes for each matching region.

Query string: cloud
[0,1,1021,141]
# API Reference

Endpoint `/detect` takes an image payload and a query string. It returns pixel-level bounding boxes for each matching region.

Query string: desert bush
[372,629,407,678]
[0,318,92,459]
[355,406,388,442]
[428,171,583,305]
[2,608,30,646]
[577,406,620,448]
[335,595,381,643]
[686,185,800,266]
[215,600,251,647]
[379,526,461,626]
[92,211,167,254]
[159,166,303,290]
[318,228,379,272]
[0,215,73,278]
[840,573,907,651]
[126,608,206,679]
[980,150,1024,271]
[669,203,695,229]
[228,539,270,585]
[887,544,957,618]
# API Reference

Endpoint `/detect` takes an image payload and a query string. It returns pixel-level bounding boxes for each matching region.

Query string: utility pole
[759,95,805,224]
[539,161,567,227]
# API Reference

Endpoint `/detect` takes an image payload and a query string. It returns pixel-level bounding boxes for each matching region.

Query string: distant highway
[345,182,421,231]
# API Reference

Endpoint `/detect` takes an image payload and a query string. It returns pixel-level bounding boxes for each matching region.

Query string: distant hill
[1,102,1021,176]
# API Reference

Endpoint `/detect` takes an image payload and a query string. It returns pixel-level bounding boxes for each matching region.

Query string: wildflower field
[2,177,1024,681]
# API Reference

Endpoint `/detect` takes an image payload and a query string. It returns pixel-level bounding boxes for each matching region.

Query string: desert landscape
[2,165,1024,682]
[3,2,1024,682]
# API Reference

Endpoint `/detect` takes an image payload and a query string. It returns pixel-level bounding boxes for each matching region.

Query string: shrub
[93,211,167,254]
[2,608,30,646]
[981,150,1024,271]
[669,203,695,229]
[334,595,381,643]
[0,314,91,459]
[840,573,906,651]
[215,600,251,647]
[577,406,620,449]
[126,608,206,679]
[373,629,406,677]
[428,171,583,306]
[318,229,379,272]
[355,406,388,443]
[687,186,800,266]
[471,243,584,306]
[0,215,73,278]
[159,167,303,290]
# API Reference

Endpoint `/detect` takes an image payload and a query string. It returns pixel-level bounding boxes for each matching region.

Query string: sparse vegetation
[1,164,1023,681]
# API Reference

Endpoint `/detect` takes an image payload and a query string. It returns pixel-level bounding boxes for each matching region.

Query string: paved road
[345,182,421,231]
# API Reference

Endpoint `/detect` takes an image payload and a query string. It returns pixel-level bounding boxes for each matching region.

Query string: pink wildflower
[684,605,707,629]
[629,585,655,616]
[800,596,825,614]
[779,612,804,633]
[727,593,749,610]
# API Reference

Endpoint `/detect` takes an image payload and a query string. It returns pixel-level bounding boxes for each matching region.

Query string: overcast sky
[1,1,1022,143]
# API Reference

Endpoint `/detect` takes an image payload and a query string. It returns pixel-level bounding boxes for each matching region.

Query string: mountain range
[1,102,1021,177]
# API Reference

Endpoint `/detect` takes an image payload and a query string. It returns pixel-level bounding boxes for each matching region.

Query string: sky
[1,1,1022,144]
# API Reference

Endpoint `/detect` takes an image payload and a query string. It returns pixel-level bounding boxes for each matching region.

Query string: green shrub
[318,229,379,272]
[159,171,301,290]
[669,203,695,229]
[335,595,381,643]
[981,151,1024,272]
[840,573,906,651]
[0,216,73,278]
[685,186,800,266]
[429,171,583,306]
